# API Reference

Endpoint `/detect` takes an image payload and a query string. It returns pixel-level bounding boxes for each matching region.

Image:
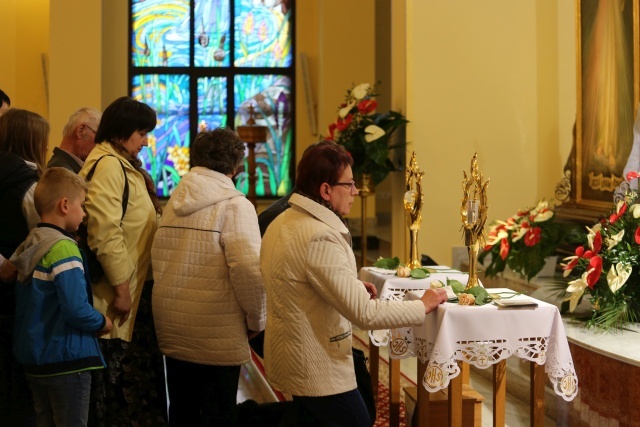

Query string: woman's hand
[420,288,448,313]
[112,281,132,326]
[362,281,377,299]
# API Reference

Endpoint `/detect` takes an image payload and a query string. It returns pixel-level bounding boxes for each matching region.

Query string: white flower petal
[364,124,385,142]
[338,102,355,118]
[352,83,371,100]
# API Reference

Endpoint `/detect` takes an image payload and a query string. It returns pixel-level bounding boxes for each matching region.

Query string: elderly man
[0,89,10,117]
[47,107,102,173]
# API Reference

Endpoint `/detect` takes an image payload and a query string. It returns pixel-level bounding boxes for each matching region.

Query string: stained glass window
[130,0,294,198]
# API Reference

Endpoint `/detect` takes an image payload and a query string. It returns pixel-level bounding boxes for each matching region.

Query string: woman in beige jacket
[261,141,448,427]
[79,97,167,426]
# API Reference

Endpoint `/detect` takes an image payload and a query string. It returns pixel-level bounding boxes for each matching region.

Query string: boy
[10,167,112,427]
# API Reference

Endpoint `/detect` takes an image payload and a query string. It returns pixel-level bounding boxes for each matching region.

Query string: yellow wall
[49,0,103,158]
[406,0,575,266]
[0,0,49,118]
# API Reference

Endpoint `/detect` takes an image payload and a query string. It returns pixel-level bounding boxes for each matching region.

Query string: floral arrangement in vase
[326,83,408,186]
[478,200,579,281]
[561,172,640,330]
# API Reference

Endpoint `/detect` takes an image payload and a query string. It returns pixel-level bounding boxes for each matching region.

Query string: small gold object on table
[404,152,424,269]
[460,152,490,290]
[236,104,268,209]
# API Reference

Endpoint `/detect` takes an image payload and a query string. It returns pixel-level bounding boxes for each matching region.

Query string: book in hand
[493,299,538,309]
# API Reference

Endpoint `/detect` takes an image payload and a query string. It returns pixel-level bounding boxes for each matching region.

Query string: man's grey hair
[62,107,102,137]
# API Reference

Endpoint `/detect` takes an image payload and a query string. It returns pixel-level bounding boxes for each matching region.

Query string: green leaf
[410,268,430,279]
[447,278,465,294]
[465,286,491,305]
[373,257,400,269]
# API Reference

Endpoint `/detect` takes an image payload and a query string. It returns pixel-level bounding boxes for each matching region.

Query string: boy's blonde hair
[34,167,88,216]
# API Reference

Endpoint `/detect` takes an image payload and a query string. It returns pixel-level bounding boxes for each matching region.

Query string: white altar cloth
[359,267,579,402]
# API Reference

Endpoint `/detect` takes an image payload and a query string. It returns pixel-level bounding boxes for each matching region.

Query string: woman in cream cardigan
[261,141,448,427]
[79,97,167,426]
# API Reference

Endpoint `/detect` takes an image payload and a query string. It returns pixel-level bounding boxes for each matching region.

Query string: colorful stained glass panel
[132,74,191,197]
[234,74,292,197]
[195,0,231,67]
[132,0,191,67]
[234,0,292,67]
[198,76,228,130]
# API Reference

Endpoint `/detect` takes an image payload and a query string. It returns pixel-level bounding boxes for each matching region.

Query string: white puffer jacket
[261,194,425,396]
[151,167,266,365]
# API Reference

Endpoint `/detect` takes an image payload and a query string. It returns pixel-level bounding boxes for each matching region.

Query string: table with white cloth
[359,266,578,427]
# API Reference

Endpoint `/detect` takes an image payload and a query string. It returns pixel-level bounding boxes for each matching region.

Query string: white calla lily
[630,203,640,218]
[364,124,385,142]
[605,230,625,250]
[352,83,370,100]
[565,271,590,312]
[606,262,632,294]
[338,102,355,118]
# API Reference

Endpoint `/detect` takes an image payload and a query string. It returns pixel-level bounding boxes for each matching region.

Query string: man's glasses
[83,123,97,134]
[332,180,357,190]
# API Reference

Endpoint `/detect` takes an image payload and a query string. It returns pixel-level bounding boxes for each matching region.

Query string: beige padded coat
[151,167,266,365]
[260,194,425,397]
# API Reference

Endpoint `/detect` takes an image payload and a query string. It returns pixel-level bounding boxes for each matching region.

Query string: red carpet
[373,380,407,427]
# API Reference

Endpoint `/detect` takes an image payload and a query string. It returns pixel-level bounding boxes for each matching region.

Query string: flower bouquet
[561,174,640,330]
[479,200,579,281]
[326,83,408,185]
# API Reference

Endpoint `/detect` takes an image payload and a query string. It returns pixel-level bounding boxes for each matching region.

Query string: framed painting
[575,0,640,212]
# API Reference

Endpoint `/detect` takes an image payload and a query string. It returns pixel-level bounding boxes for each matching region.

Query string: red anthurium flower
[499,238,510,260]
[610,201,628,224]
[586,256,603,289]
[328,123,337,139]
[575,246,585,257]
[592,231,602,254]
[335,114,353,132]
[563,258,579,271]
[635,227,640,244]
[523,227,542,247]
[357,99,377,115]
[582,250,595,259]
[626,171,640,181]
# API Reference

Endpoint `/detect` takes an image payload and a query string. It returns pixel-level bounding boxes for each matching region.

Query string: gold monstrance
[460,152,490,290]
[404,152,424,269]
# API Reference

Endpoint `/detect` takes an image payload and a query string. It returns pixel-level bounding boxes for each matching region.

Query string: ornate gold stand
[460,153,490,290]
[356,173,375,268]
[404,152,424,269]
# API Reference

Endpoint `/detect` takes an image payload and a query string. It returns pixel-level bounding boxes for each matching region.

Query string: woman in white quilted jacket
[260,141,448,427]
[151,128,267,426]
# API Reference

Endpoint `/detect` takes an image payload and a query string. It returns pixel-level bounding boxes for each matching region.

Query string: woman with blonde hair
[0,108,49,426]
[79,96,167,426]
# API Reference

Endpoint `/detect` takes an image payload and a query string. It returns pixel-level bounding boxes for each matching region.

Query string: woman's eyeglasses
[332,180,357,190]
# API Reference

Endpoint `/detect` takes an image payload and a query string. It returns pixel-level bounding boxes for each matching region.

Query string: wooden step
[404,384,483,427]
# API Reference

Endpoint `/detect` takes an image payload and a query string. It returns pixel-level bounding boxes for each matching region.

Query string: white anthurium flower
[605,230,625,250]
[606,262,632,294]
[565,270,590,312]
[338,101,355,118]
[352,83,371,100]
[364,124,385,142]
[511,225,528,243]
[535,200,549,211]
[486,228,508,245]
[533,209,553,222]
[630,203,640,218]
[396,266,411,277]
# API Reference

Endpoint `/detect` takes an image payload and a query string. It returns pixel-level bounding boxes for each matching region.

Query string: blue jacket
[11,224,106,376]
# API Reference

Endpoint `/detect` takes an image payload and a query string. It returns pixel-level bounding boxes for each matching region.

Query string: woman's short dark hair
[295,140,353,200]
[95,96,156,143]
[190,128,245,174]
